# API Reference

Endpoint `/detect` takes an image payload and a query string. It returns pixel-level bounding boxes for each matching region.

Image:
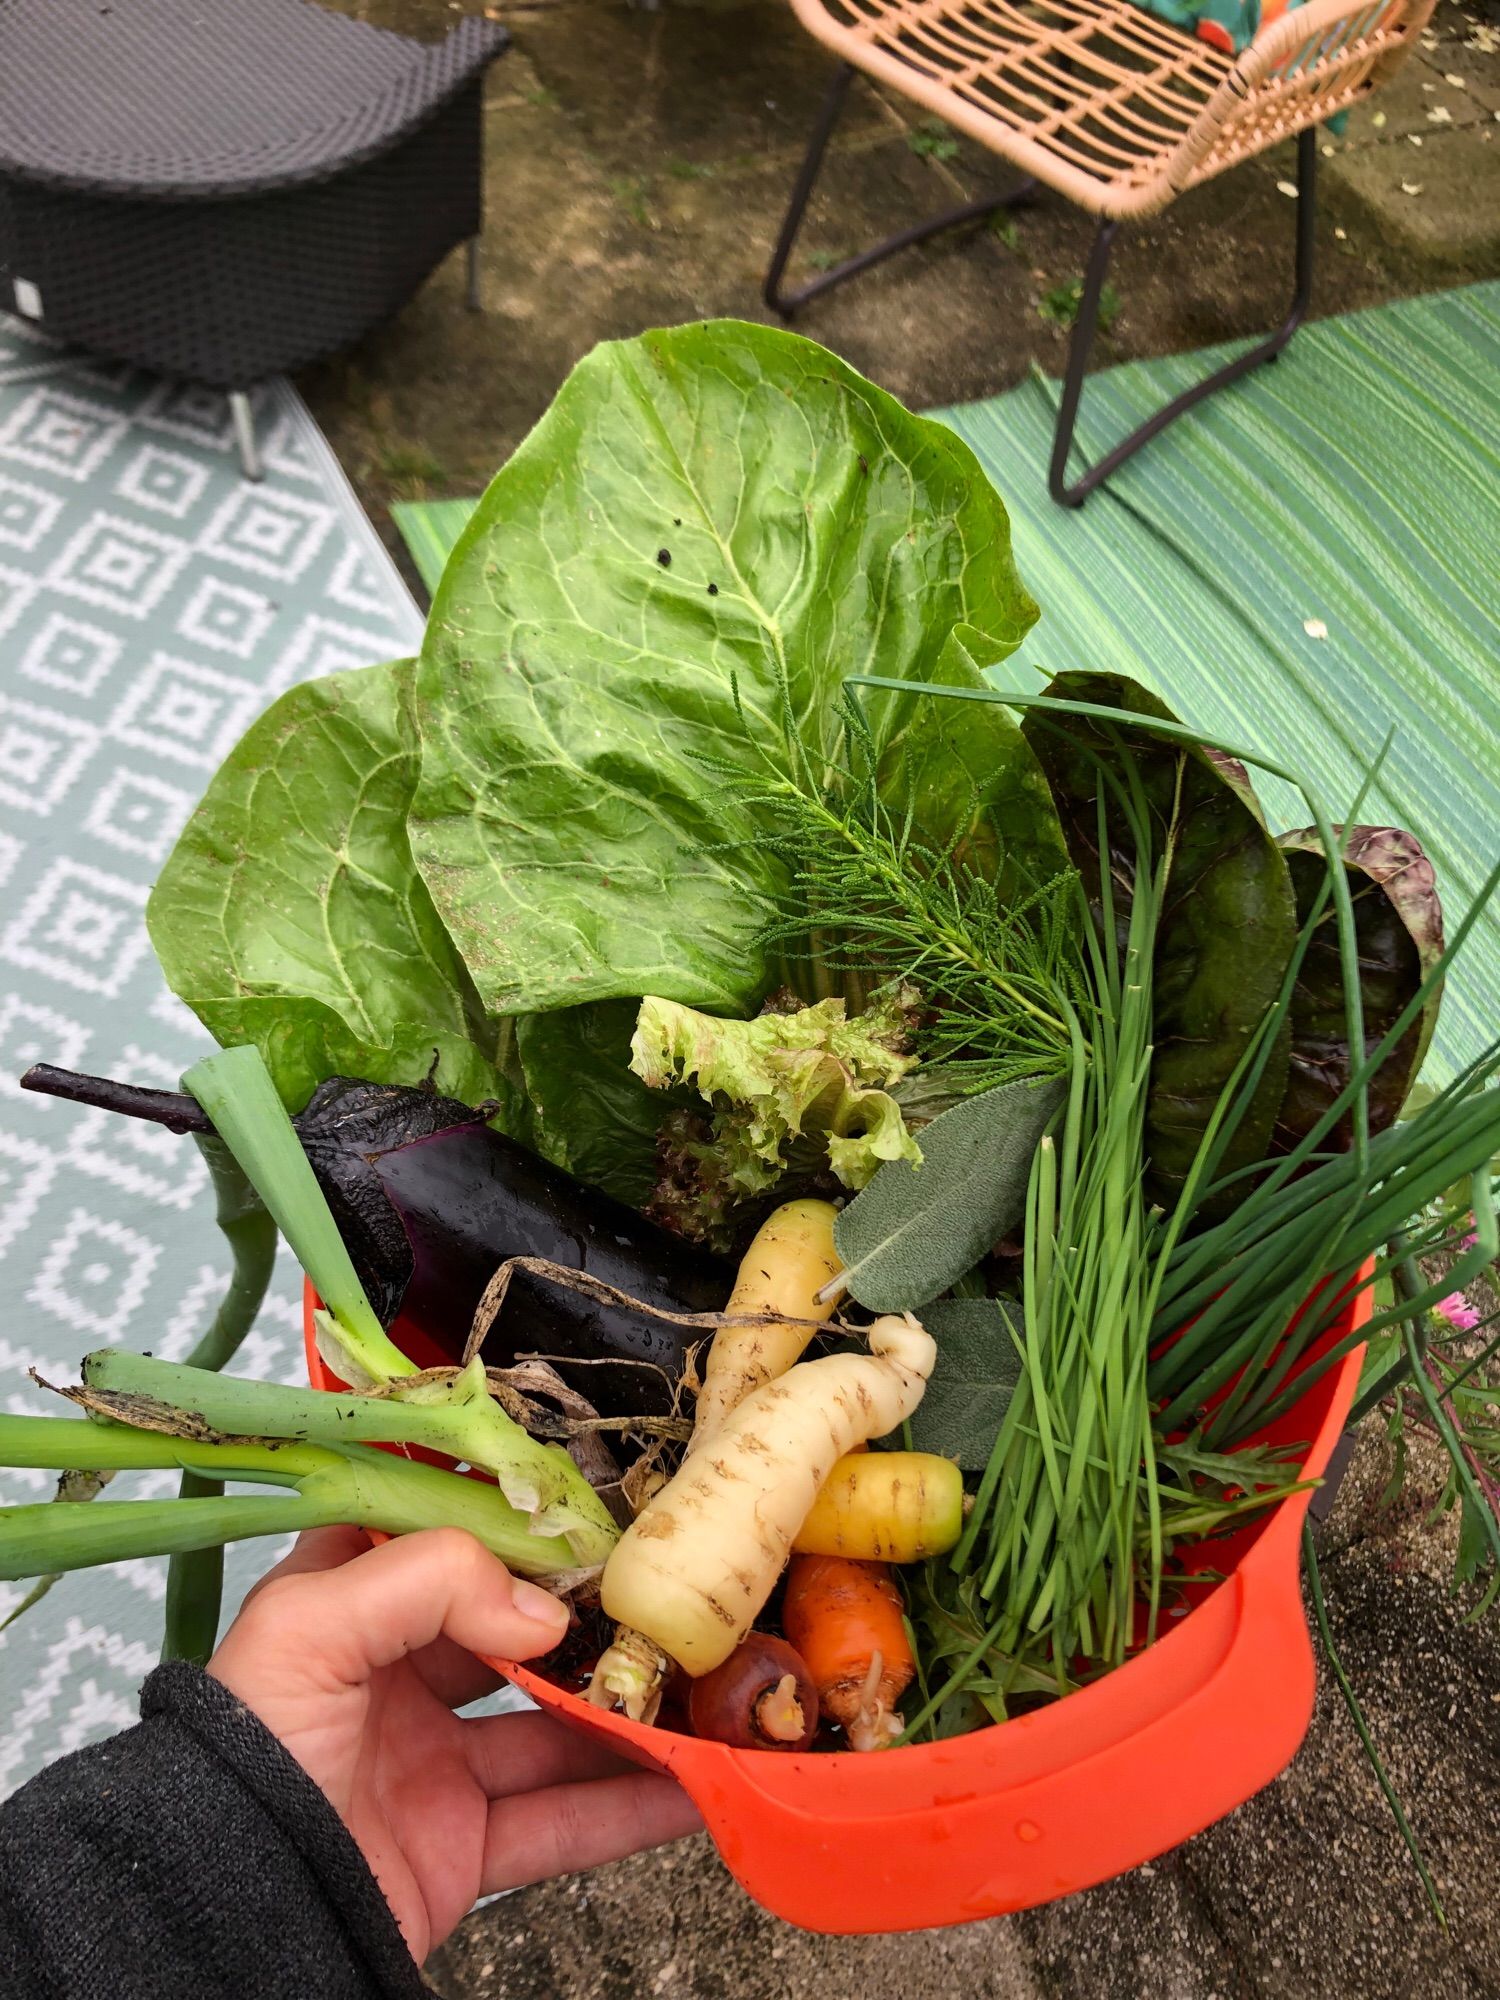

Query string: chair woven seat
[0,0,506,199]
[771,0,1430,499]
[791,0,1410,215]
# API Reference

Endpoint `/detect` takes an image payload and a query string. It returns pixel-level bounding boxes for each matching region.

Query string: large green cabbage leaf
[407,318,1043,1019]
[147,659,525,1120]
[149,322,1058,1205]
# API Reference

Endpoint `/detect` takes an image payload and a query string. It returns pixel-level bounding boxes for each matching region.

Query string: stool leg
[228,391,263,483]
[1048,221,1118,506]
[764,65,856,315]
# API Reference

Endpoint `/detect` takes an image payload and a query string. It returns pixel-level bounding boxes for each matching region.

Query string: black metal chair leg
[1049,127,1318,507]
[764,64,1039,319]
[1047,220,1117,505]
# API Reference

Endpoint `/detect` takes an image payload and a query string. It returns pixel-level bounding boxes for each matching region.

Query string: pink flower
[1435,1291,1482,1333]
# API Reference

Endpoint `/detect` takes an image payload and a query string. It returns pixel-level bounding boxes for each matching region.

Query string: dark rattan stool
[0,0,508,477]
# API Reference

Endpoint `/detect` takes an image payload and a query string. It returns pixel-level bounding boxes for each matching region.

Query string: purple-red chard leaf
[1274,825,1444,1150]
[1021,671,1297,1203]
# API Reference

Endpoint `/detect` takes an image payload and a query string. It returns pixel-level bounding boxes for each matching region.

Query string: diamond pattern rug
[0,313,423,1796]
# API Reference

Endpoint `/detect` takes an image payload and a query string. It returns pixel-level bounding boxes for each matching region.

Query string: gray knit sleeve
[0,1661,431,2000]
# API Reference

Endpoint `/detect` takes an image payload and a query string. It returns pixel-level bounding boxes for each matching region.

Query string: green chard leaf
[514,1001,667,1206]
[408,318,1039,1021]
[1021,671,1298,1200]
[833,1075,1066,1312]
[909,1297,1024,1469]
[1275,825,1444,1152]
[147,661,524,1119]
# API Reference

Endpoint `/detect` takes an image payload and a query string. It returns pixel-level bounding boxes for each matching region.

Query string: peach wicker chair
[765,0,1434,503]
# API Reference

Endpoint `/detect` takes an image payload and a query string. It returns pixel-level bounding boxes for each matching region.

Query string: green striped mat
[392,284,1499,1081]
[391,496,480,596]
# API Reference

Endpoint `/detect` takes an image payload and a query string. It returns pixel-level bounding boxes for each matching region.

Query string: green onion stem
[1302,1521,1446,1927]
[81,1349,621,1567]
[0,1416,581,1580]
[181,1045,414,1383]
[1224,1175,1498,1439]
[1399,1297,1500,1577]
[162,1129,278,1668]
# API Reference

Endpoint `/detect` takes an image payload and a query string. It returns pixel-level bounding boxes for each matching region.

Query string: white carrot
[601,1314,935,1677]
[689,1198,842,1450]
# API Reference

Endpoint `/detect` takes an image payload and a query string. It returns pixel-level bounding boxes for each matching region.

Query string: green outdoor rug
[393,284,1499,1082]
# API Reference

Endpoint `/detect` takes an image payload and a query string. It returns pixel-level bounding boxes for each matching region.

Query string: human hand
[209,1525,702,1961]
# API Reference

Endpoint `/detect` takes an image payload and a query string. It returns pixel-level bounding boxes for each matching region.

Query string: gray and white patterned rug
[0,312,425,1796]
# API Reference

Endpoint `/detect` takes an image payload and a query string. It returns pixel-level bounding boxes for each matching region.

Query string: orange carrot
[782,1552,916,1752]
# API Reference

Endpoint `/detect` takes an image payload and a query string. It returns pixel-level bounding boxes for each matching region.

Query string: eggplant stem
[20,1063,210,1133]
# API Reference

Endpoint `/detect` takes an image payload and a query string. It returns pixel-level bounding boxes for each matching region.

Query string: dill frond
[712,692,1089,1086]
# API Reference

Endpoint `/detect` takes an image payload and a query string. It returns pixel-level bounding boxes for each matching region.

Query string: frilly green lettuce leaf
[631,986,922,1209]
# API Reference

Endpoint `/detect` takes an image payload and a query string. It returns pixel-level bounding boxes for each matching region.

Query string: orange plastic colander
[304,1272,1368,1933]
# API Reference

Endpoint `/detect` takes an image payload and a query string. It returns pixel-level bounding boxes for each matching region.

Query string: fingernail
[512,1578,570,1631]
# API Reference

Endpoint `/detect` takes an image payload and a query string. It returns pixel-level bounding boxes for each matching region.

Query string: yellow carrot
[793,1450,963,1562]
[690,1199,842,1448]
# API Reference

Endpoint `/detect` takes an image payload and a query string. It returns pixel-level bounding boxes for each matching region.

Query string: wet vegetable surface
[23,1066,729,1417]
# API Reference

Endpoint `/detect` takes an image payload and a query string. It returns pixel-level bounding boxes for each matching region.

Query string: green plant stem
[1444,1324,1500,1401]
[0,1417,582,1579]
[182,1133,279,1373]
[847,677,1377,1184]
[181,1045,413,1383]
[161,1130,278,1667]
[162,1471,226,1666]
[1302,1521,1446,1926]
[769,778,1074,1044]
[1404,1317,1500,1576]
[175,1046,617,1560]
[81,1349,619,1566]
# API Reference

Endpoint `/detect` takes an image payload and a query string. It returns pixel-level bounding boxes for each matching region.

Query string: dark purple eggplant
[20,1066,729,1417]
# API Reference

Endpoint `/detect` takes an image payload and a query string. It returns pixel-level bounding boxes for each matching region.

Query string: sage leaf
[910,1297,1024,1470]
[833,1076,1065,1312]
[409,319,1039,1019]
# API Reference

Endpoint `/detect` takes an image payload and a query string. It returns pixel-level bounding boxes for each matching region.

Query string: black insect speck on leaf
[657,548,672,567]
[707,583,719,596]
[673,517,682,527]
[858,454,869,475]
